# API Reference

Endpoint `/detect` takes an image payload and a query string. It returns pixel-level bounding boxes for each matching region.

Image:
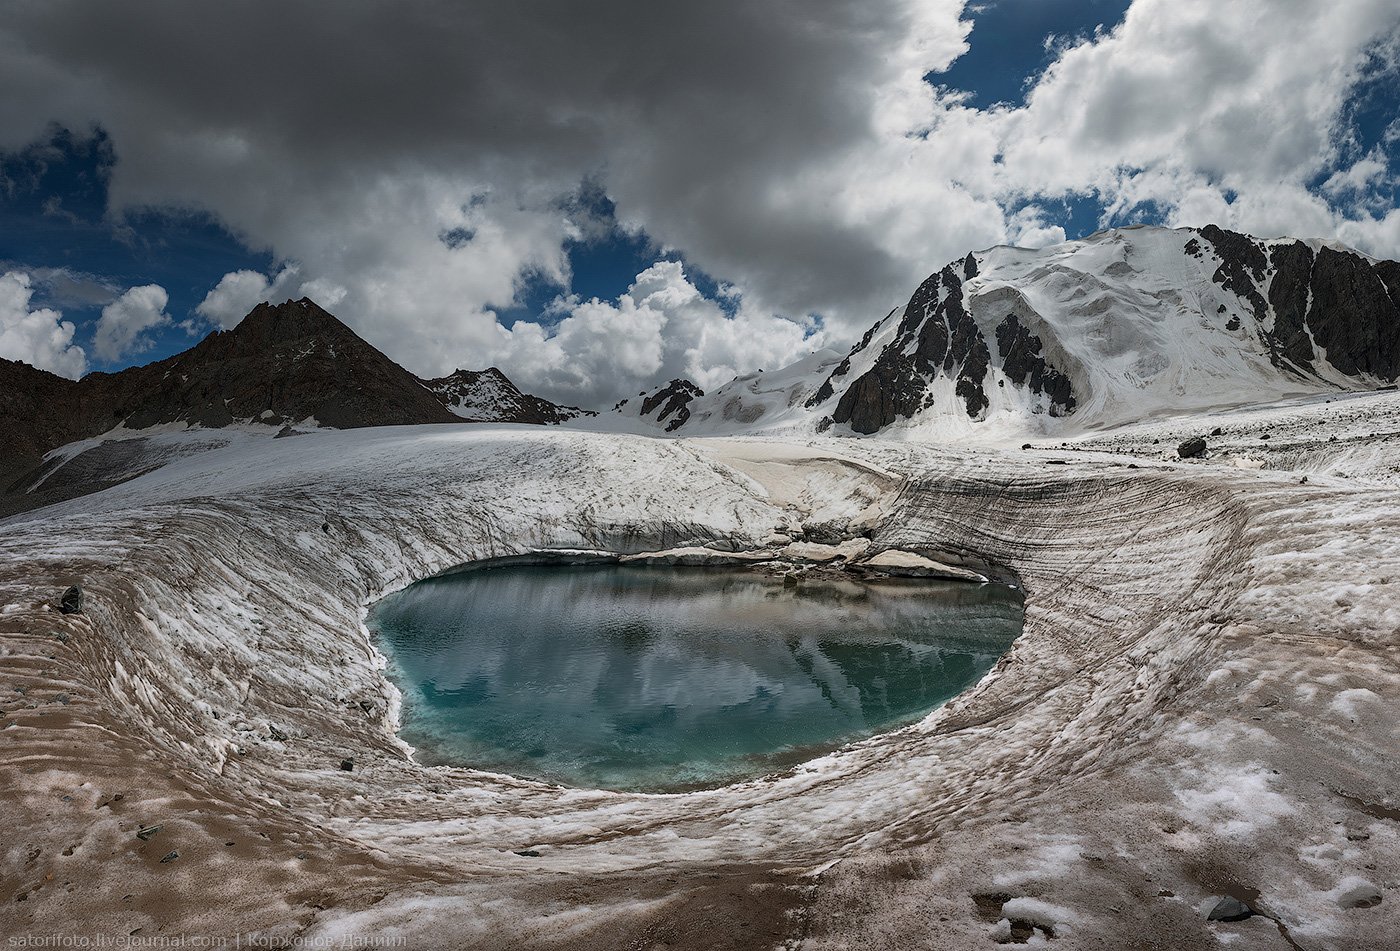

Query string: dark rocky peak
[0,298,462,484]
[818,261,994,434]
[228,297,352,345]
[429,366,511,390]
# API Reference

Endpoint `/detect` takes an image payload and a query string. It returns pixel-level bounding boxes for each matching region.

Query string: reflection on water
[368,564,1022,791]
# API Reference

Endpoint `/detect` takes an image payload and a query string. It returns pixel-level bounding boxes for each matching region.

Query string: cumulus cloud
[0,0,1397,404]
[92,283,170,361]
[989,0,1400,239]
[0,270,87,378]
[1004,206,1068,250]
[490,262,823,407]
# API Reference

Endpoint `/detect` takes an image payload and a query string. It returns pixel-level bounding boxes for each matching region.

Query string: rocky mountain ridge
[0,298,587,486]
[612,379,707,432]
[809,225,1400,436]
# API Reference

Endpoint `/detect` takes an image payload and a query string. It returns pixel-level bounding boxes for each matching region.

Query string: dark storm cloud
[0,0,1396,404]
[0,0,969,322]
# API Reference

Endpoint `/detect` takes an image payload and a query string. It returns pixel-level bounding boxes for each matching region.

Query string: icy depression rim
[9,433,1253,873]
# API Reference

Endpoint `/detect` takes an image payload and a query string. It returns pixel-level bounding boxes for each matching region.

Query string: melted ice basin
[369,564,1022,791]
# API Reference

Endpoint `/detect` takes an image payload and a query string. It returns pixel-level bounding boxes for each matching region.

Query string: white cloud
[489,261,822,407]
[93,283,169,361]
[0,270,87,378]
[1005,206,1068,250]
[987,0,1400,241]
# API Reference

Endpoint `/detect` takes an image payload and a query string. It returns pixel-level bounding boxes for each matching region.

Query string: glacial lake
[368,564,1022,792]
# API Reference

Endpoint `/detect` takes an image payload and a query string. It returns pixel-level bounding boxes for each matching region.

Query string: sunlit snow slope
[805,225,1400,440]
[610,226,1400,441]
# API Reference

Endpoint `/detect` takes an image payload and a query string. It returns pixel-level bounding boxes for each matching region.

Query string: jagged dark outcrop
[995,314,1075,412]
[1198,228,1400,381]
[1264,241,1317,371]
[1198,224,1270,323]
[827,256,999,434]
[617,379,704,432]
[423,367,595,425]
[1306,247,1400,379]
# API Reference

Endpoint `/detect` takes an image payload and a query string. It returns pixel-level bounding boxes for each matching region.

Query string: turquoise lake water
[368,564,1022,792]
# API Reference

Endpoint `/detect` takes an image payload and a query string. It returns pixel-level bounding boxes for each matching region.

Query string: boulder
[1206,896,1253,922]
[59,585,83,614]
[1178,437,1207,459]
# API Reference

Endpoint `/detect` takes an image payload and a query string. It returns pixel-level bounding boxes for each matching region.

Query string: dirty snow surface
[3,396,1399,950]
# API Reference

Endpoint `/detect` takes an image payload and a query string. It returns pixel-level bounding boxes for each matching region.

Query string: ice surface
[2,390,1398,947]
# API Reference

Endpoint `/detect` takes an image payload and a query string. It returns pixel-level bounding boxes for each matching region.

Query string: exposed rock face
[89,298,462,432]
[1304,248,1400,379]
[1197,227,1400,380]
[822,255,1064,435]
[811,226,1400,435]
[0,298,461,478]
[617,379,705,432]
[423,367,595,425]
[0,358,85,479]
[994,312,1075,413]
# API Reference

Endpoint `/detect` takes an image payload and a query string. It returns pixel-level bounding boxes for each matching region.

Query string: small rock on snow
[1178,437,1207,459]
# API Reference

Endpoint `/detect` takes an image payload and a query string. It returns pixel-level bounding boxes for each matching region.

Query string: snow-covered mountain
[606,350,846,436]
[611,379,706,432]
[809,225,1400,438]
[620,225,1400,440]
[423,367,595,424]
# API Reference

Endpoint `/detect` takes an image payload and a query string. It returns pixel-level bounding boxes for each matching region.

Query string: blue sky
[0,128,276,365]
[937,0,1133,108]
[0,0,1396,403]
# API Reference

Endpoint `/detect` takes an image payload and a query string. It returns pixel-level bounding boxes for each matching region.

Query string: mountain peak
[612,379,705,432]
[423,365,595,425]
[805,224,1400,436]
[224,296,355,348]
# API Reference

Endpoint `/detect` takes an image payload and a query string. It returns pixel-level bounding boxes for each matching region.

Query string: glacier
[3,400,1399,947]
